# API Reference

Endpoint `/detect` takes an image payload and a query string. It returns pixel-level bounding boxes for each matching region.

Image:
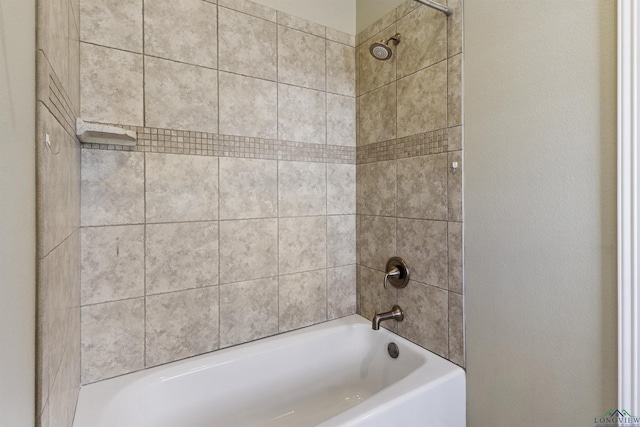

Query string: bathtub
[73,315,465,427]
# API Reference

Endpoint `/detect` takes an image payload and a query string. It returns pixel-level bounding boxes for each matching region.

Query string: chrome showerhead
[369,33,401,61]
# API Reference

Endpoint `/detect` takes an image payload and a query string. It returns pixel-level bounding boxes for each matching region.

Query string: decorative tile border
[357,128,449,164]
[81,123,357,164]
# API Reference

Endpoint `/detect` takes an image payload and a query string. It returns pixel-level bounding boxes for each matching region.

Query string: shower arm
[413,0,452,16]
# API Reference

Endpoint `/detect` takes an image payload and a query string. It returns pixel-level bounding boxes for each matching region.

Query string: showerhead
[369,33,401,61]
[370,43,392,60]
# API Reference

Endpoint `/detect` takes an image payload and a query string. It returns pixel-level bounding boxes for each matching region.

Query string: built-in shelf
[76,119,137,146]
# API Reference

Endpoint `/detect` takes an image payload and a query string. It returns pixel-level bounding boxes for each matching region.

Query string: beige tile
[278,26,325,91]
[144,0,217,67]
[356,160,396,216]
[448,54,463,127]
[50,326,80,426]
[59,232,80,399]
[447,0,463,57]
[38,232,80,411]
[327,265,356,319]
[49,348,75,427]
[66,322,81,424]
[357,265,397,325]
[448,291,464,366]
[219,72,277,138]
[327,163,355,215]
[145,153,218,223]
[448,222,463,294]
[357,215,396,271]
[396,5,446,78]
[327,94,356,147]
[357,25,397,96]
[80,43,143,125]
[81,150,144,226]
[219,277,278,347]
[397,153,448,220]
[218,7,277,81]
[397,61,447,138]
[397,218,448,289]
[326,27,355,47]
[279,216,326,275]
[356,8,397,50]
[359,83,396,145]
[146,222,219,295]
[396,0,420,19]
[68,7,81,115]
[69,311,82,407]
[219,218,278,283]
[219,158,277,219]
[39,401,50,427]
[70,0,80,29]
[327,215,356,267]
[37,105,80,257]
[145,287,219,367]
[38,0,68,87]
[397,281,448,357]
[144,57,218,133]
[448,150,463,221]
[278,84,326,144]
[278,161,326,216]
[81,298,144,383]
[81,225,144,305]
[218,0,276,21]
[327,41,356,96]
[37,258,50,414]
[448,125,463,151]
[279,269,327,332]
[80,0,142,52]
[277,11,325,37]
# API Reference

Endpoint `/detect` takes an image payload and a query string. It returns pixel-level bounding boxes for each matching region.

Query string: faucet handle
[384,267,400,289]
[384,257,410,289]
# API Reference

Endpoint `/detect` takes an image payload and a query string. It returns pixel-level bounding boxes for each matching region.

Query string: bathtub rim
[74,314,465,427]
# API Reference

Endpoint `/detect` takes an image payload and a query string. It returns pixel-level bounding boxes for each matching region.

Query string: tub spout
[372,305,404,330]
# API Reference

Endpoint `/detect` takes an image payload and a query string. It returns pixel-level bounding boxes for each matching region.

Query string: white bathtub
[73,315,465,427]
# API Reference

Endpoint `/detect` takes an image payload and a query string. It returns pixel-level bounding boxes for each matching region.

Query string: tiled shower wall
[36,0,82,424]
[79,0,357,383]
[355,0,465,366]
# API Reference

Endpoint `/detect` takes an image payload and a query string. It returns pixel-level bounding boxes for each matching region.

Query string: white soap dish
[76,119,137,146]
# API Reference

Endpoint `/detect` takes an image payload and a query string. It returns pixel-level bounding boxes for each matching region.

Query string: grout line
[217,156,221,348]
[216,1,222,350]
[360,56,448,98]
[216,1,220,136]
[325,35,330,322]
[142,0,146,128]
[81,283,222,308]
[142,150,147,367]
[325,162,329,319]
[82,214,357,231]
[276,160,280,333]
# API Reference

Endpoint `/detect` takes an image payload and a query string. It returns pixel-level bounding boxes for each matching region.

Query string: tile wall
[79,0,357,384]
[36,0,82,424]
[355,0,465,366]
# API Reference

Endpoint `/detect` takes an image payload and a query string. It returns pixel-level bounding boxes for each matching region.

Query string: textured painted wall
[355,0,464,366]
[0,0,36,425]
[465,1,617,425]
[79,0,357,384]
[35,0,83,423]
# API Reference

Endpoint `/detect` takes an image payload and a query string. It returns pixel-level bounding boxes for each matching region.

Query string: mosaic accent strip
[81,123,356,164]
[357,128,449,164]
